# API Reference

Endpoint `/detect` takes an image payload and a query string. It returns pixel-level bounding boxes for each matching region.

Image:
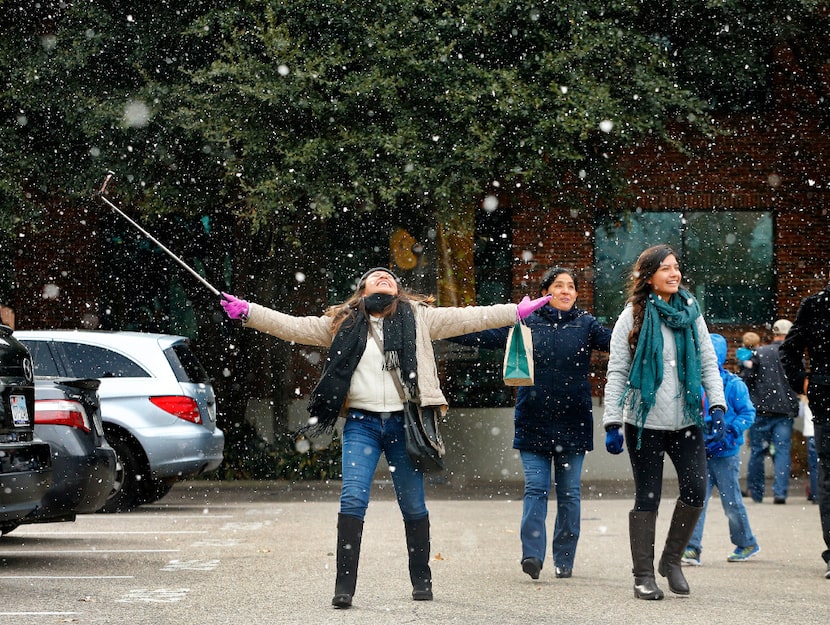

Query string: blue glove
[605,426,624,455]
[722,426,738,449]
[705,439,724,456]
[708,407,726,443]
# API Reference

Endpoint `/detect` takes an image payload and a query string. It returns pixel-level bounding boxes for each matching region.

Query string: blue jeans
[689,454,757,553]
[807,436,819,501]
[519,449,585,570]
[747,416,794,501]
[339,410,428,522]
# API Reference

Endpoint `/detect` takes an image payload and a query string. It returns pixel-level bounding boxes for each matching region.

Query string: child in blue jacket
[683,333,760,565]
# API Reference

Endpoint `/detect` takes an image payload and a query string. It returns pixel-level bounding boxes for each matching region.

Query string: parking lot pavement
[0,481,827,625]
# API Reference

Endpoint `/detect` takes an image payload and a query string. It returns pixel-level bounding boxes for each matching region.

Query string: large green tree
[0,0,826,474]
[3,1,825,221]
[179,0,713,222]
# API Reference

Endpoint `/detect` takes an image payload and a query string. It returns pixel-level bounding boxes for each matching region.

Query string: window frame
[594,209,775,325]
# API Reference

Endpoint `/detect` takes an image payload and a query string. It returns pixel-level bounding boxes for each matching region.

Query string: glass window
[166,343,210,384]
[21,341,62,377]
[56,343,150,378]
[595,211,774,324]
[441,205,514,408]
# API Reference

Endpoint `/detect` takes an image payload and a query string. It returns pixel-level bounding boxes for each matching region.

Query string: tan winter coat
[244,300,517,410]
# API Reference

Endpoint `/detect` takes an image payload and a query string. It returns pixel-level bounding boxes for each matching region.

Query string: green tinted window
[595,211,774,325]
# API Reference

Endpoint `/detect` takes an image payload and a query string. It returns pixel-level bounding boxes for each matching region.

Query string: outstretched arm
[446,327,510,350]
[219,293,334,347]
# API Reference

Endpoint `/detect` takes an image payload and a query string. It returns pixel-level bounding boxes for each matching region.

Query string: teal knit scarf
[621,288,704,447]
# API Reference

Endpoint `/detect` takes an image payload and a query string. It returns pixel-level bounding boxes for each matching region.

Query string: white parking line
[161,559,220,571]
[191,538,243,547]
[0,612,80,616]
[16,530,208,535]
[116,588,190,603]
[0,575,133,579]
[0,549,180,555]
[220,522,264,531]
[138,514,236,519]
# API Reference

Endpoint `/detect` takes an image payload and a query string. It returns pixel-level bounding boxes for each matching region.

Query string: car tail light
[150,396,202,424]
[35,399,91,432]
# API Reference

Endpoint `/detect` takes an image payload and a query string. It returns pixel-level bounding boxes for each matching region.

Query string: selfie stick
[96,171,222,297]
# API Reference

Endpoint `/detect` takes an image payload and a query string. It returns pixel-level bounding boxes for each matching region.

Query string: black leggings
[625,423,707,512]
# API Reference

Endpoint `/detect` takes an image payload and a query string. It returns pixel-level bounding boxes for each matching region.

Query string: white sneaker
[681,548,701,566]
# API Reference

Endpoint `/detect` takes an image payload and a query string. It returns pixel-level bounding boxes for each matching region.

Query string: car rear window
[165,343,210,384]
[60,343,150,378]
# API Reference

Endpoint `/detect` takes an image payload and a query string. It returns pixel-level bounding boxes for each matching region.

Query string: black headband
[357,267,402,289]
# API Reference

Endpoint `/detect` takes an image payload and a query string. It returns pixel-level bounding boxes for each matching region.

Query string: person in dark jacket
[743,319,800,503]
[452,267,611,580]
[780,281,830,578]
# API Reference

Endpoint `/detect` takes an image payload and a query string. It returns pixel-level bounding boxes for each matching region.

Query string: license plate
[10,395,30,427]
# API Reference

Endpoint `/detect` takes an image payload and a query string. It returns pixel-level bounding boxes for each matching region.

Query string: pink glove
[221,292,250,320]
[517,294,552,320]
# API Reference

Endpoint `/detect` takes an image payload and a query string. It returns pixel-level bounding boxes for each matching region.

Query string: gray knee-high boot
[629,510,664,600]
[404,516,433,601]
[332,514,363,608]
[658,500,703,595]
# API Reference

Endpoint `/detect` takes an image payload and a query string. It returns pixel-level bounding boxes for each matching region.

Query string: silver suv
[17,330,224,512]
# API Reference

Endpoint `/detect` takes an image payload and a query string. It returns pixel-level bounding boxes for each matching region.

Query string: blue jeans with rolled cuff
[688,454,757,554]
[519,449,586,571]
[339,409,428,522]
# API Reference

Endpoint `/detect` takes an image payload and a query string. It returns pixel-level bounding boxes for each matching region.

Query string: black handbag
[369,325,445,473]
[402,401,446,473]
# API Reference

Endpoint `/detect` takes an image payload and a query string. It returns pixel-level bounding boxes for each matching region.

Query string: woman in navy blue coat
[453,267,611,580]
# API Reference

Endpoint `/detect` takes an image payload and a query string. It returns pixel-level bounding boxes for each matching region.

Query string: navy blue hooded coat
[452,304,611,454]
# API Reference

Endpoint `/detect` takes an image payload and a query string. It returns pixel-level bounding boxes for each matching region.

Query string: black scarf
[305,294,418,435]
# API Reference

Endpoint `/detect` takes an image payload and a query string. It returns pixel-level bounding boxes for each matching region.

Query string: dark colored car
[20,378,117,528]
[0,325,52,535]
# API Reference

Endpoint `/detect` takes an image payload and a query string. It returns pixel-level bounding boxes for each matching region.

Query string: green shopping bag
[503,320,534,386]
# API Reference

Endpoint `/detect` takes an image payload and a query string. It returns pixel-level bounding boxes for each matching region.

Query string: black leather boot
[658,500,703,595]
[629,510,664,600]
[332,514,363,608]
[404,516,433,601]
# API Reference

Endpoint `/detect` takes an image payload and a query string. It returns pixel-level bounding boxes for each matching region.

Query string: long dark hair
[626,244,680,353]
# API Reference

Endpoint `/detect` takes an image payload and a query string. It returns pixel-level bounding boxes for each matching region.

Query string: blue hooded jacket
[703,333,756,458]
[451,304,611,454]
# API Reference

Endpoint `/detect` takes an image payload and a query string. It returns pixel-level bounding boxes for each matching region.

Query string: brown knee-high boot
[404,516,433,601]
[332,514,363,608]
[658,500,703,595]
[629,510,664,600]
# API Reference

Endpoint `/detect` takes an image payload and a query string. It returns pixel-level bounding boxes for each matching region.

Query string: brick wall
[509,109,830,392]
[512,192,597,307]
[14,198,101,330]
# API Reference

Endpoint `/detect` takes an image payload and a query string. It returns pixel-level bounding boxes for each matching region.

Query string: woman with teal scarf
[602,245,726,601]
